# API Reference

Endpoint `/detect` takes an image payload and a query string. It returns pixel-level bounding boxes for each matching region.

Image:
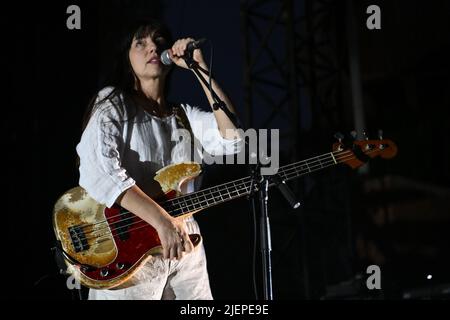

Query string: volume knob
[100,269,109,277]
[116,262,125,270]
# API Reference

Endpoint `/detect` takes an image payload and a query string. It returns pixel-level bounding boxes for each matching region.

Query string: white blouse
[76,87,242,208]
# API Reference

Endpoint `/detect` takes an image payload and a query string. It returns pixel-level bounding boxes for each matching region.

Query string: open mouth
[147,58,161,64]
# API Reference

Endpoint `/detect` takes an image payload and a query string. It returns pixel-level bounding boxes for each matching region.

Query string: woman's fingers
[169,246,177,260]
[163,241,170,259]
[172,38,195,57]
[183,235,194,253]
[177,242,184,260]
[159,219,195,259]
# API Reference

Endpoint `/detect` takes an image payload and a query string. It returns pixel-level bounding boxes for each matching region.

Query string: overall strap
[172,104,196,161]
[172,104,193,136]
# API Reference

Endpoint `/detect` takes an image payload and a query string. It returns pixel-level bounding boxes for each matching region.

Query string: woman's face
[128,32,169,82]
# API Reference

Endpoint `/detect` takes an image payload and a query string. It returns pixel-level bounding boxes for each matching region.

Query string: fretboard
[160,150,350,217]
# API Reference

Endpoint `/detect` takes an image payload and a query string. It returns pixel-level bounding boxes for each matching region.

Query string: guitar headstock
[332,131,398,169]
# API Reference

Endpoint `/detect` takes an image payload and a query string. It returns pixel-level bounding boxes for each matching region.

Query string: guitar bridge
[69,225,90,252]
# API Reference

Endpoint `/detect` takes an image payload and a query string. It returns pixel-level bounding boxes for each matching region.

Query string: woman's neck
[134,78,169,116]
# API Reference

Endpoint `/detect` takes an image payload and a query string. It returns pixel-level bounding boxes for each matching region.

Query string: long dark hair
[81,18,173,131]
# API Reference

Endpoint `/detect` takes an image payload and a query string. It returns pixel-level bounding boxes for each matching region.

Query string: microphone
[160,38,207,66]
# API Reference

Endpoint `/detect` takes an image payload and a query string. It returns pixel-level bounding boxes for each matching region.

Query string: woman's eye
[155,37,166,46]
[135,40,145,48]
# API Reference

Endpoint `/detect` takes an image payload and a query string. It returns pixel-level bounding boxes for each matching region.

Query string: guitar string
[71,149,362,245]
[72,149,352,241]
[91,150,369,245]
[73,150,363,246]
[75,149,352,233]
[71,149,370,246]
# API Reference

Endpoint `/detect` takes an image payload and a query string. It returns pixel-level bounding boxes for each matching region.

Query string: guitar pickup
[69,225,90,253]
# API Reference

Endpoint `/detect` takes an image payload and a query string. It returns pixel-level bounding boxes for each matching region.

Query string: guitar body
[53,162,202,290]
[53,138,397,290]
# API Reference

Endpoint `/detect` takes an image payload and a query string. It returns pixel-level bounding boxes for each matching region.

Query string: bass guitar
[53,136,397,289]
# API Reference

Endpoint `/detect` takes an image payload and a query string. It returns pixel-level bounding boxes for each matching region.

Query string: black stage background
[3,0,450,300]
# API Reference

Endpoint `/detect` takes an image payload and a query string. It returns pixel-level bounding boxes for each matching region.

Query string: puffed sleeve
[76,89,136,208]
[181,104,243,157]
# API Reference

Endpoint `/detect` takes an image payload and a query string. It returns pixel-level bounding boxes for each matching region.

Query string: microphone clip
[270,174,301,209]
[183,49,197,69]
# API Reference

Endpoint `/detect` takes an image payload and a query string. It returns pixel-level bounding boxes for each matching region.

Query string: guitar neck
[160,150,350,217]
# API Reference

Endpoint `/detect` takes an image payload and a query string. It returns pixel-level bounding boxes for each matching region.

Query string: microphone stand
[184,52,300,300]
[248,164,301,300]
[183,52,242,129]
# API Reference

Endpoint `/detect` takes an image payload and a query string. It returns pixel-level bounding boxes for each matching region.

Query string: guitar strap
[51,241,89,300]
[52,240,95,273]
[52,241,69,274]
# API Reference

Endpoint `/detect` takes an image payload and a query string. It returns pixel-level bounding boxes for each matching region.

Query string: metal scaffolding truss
[241,0,353,299]
[241,0,346,162]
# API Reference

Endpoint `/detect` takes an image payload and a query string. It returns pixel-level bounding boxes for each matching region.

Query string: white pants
[88,218,213,300]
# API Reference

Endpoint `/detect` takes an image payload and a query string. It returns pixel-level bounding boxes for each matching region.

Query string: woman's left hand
[169,38,206,69]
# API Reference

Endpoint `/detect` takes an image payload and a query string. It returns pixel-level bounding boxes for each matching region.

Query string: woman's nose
[146,44,157,54]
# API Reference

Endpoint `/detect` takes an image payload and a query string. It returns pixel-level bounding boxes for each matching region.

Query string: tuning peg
[334,132,344,143]
[362,130,369,141]
[378,129,383,140]
[334,132,344,151]
[378,129,385,150]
